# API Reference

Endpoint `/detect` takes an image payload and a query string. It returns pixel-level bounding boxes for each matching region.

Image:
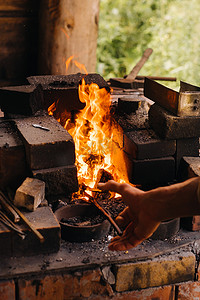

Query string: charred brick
[0,120,29,189]
[0,85,44,116]
[15,115,75,170]
[149,104,200,139]
[124,129,176,160]
[33,165,78,200]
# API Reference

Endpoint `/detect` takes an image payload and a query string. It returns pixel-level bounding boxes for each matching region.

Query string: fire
[48,78,129,191]
[65,56,88,74]
[65,79,114,187]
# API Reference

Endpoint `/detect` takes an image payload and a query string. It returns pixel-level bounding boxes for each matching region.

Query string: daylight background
[97,0,200,90]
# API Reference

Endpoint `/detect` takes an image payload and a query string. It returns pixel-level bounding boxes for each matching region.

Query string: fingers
[115,207,134,228]
[97,180,122,194]
[108,222,142,251]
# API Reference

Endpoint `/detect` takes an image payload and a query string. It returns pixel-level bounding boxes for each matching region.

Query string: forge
[0,73,200,299]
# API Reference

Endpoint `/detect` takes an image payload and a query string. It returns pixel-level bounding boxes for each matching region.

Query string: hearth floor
[0,229,200,280]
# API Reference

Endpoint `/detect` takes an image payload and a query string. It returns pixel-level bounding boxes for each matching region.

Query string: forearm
[145,177,200,222]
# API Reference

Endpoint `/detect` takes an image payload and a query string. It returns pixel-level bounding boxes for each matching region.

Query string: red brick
[0,280,15,300]
[177,281,200,299]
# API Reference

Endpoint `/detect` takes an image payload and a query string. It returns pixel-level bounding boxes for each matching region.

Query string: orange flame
[65,56,88,74]
[65,79,112,187]
[49,79,129,189]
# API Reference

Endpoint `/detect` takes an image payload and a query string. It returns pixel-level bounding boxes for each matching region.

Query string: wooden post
[38,0,100,75]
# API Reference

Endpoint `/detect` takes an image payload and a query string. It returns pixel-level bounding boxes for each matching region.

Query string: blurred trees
[97,0,200,89]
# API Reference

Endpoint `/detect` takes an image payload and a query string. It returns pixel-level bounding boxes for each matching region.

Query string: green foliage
[97,0,200,89]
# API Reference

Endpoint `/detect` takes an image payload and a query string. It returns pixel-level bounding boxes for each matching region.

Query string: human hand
[97,180,161,251]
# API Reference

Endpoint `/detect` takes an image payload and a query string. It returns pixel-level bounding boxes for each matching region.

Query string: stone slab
[114,252,195,292]
[33,165,79,200]
[124,129,176,160]
[0,119,29,189]
[0,85,44,116]
[15,114,75,170]
[130,156,175,186]
[1,206,61,257]
[149,104,200,139]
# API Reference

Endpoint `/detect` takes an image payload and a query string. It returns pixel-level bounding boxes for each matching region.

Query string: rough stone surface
[33,165,79,200]
[177,281,200,299]
[14,177,45,211]
[15,114,75,170]
[114,252,195,292]
[130,156,175,186]
[0,280,15,300]
[175,138,199,174]
[149,104,200,139]
[124,129,176,159]
[0,84,44,116]
[0,206,60,257]
[178,156,200,180]
[0,119,29,189]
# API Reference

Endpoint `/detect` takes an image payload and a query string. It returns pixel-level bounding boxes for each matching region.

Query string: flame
[65,79,113,187]
[49,79,129,190]
[65,56,88,74]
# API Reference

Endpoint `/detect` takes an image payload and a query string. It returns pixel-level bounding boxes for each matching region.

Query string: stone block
[14,177,45,211]
[33,165,79,200]
[0,280,15,300]
[114,252,195,292]
[175,138,199,174]
[149,104,200,139]
[0,120,29,189]
[15,114,75,170]
[0,206,60,257]
[130,157,175,186]
[0,84,44,116]
[178,156,200,181]
[124,129,176,160]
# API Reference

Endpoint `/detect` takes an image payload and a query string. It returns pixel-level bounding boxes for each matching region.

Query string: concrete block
[14,177,45,211]
[131,157,175,186]
[149,104,200,139]
[0,120,29,189]
[33,165,79,200]
[0,84,44,116]
[178,156,200,181]
[15,114,75,170]
[124,129,176,159]
[114,252,195,292]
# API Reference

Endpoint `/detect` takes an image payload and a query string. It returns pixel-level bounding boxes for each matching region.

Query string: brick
[15,114,75,170]
[175,138,199,174]
[14,177,45,211]
[111,285,175,300]
[181,216,200,231]
[0,120,29,189]
[178,156,200,180]
[114,252,195,292]
[131,156,175,186]
[0,84,44,116]
[33,165,79,200]
[0,280,15,300]
[149,104,200,139]
[176,281,200,299]
[124,129,176,159]
[118,97,145,114]
[18,274,66,300]
[12,206,60,257]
